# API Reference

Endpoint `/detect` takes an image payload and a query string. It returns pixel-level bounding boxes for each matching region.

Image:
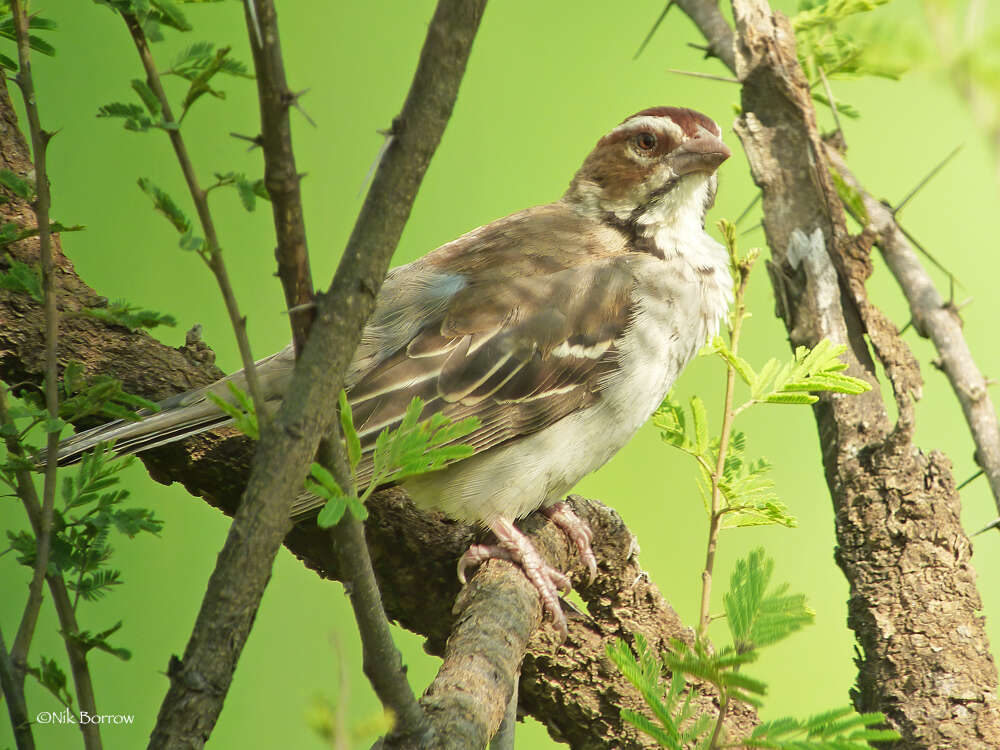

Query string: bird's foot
[458,517,571,637]
[542,500,598,585]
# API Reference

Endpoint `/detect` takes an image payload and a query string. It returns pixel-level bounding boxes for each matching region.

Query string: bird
[50,106,733,635]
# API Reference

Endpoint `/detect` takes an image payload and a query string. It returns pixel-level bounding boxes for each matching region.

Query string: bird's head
[564,107,730,232]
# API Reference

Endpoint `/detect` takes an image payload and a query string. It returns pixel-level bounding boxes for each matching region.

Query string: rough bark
[0,73,756,750]
[728,0,1000,745]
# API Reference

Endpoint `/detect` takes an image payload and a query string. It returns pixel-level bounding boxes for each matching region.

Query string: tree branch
[9,0,59,720]
[0,7,765,747]
[242,1,427,739]
[121,12,265,413]
[826,145,1000,520]
[147,0,487,746]
[724,0,1000,744]
[243,0,314,353]
[0,626,33,750]
[672,0,735,71]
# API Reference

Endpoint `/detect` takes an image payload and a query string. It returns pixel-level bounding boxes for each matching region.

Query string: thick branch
[826,145,1000,519]
[243,0,314,353]
[147,1,486,747]
[0,12,763,748]
[725,0,1000,744]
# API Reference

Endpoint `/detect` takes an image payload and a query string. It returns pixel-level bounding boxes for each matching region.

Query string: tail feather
[46,400,235,466]
[41,345,297,467]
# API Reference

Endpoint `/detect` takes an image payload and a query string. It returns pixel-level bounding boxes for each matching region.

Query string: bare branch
[9,0,59,717]
[827,144,1000,518]
[243,0,315,353]
[672,0,736,71]
[318,440,429,746]
[725,0,1000,743]
[0,626,33,750]
[120,13,265,412]
[147,0,487,746]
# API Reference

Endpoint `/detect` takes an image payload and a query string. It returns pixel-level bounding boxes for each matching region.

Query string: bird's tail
[45,396,233,466]
[40,347,295,467]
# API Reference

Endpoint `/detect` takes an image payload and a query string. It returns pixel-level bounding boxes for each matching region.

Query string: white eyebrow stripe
[611,115,685,143]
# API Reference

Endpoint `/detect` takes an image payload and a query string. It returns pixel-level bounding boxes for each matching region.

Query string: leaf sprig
[312,393,479,527]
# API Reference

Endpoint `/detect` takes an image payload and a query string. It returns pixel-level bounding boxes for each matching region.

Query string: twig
[671,0,736,72]
[0,625,33,749]
[146,1,488,746]
[634,1,675,59]
[827,145,1000,517]
[9,0,57,690]
[318,441,429,745]
[667,67,739,83]
[734,191,761,226]
[698,254,752,639]
[243,0,315,354]
[817,64,842,139]
[892,145,962,217]
[120,13,265,413]
[0,390,103,750]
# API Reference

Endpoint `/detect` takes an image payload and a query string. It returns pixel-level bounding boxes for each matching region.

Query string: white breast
[404,236,732,526]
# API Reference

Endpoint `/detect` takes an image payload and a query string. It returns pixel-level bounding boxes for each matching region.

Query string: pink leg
[458,517,571,636]
[543,501,598,585]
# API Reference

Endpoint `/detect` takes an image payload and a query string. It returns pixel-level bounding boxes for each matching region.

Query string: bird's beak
[671,130,731,176]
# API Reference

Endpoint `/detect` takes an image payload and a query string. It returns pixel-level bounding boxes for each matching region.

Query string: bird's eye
[636,132,657,151]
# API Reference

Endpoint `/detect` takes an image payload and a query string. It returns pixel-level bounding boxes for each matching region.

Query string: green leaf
[0,254,42,301]
[78,300,176,331]
[339,390,361,472]
[0,168,33,199]
[315,496,347,527]
[690,396,709,457]
[713,336,757,385]
[724,548,815,653]
[69,621,131,660]
[26,656,73,708]
[137,177,191,234]
[97,101,155,132]
[130,78,162,117]
[745,705,899,747]
[366,398,480,492]
[206,382,258,440]
[792,0,891,33]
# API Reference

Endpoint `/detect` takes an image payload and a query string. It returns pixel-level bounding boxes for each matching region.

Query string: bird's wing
[302,247,638,519]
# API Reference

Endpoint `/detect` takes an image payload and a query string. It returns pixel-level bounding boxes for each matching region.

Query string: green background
[2,0,998,747]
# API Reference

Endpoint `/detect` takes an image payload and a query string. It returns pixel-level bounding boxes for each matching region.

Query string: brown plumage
[48,107,733,635]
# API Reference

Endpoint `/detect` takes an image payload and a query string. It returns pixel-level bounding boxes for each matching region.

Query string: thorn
[817,65,843,142]
[687,42,710,53]
[891,144,963,217]
[634,1,674,60]
[954,296,973,312]
[284,300,317,315]
[740,221,763,237]
[957,469,984,490]
[230,131,264,150]
[896,222,962,291]
[930,357,944,372]
[286,88,316,128]
[358,131,395,198]
[971,517,1000,536]
[985,377,997,388]
[898,319,913,336]
[245,0,263,49]
[735,192,762,227]
[666,68,739,84]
